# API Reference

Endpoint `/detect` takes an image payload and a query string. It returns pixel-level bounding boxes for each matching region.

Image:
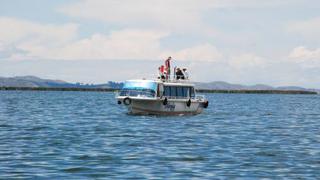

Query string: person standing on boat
[165,56,171,80]
[182,68,189,80]
[176,68,184,80]
[158,65,165,80]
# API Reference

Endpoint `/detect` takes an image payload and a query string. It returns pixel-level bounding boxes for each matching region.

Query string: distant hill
[194,81,274,90]
[194,81,319,93]
[0,76,123,89]
[0,76,318,93]
[0,76,73,88]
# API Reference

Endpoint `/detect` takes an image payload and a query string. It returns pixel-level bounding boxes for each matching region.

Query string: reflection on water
[0,91,320,179]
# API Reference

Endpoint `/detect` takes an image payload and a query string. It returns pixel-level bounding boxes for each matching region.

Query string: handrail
[158,78,191,83]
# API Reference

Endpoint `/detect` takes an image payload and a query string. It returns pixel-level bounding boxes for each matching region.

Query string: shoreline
[0,87,317,94]
[196,89,317,94]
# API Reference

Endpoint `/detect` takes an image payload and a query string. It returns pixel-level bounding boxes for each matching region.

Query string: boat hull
[118,98,205,115]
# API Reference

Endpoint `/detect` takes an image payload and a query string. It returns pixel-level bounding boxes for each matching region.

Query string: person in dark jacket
[175,68,184,80]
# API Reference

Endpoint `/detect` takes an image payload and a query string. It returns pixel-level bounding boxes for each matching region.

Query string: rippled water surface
[1,91,320,179]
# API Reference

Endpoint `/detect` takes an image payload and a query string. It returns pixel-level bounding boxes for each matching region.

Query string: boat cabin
[119,80,196,100]
[161,83,195,99]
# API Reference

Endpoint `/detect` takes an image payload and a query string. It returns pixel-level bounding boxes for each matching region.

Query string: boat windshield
[119,81,157,98]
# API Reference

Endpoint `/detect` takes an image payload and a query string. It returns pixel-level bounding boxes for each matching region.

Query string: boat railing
[130,73,192,84]
[167,79,191,83]
[158,77,192,83]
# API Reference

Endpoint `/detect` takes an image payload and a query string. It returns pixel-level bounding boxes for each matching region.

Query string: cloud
[57,0,230,37]
[287,46,320,70]
[289,46,320,61]
[59,0,211,31]
[58,0,297,32]
[286,17,320,40]
[50,29,169,60]
[228,53,267,69]
[0,17,222,62]
[48,30,223,62]
[0,43,28,59]
[0,17,78,60]
[166,43,223,62]
[0,17,78,45]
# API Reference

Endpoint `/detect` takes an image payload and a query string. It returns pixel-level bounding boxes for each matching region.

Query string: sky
[0,0,320,87]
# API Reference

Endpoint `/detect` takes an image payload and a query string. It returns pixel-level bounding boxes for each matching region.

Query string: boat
[116,59,209,115]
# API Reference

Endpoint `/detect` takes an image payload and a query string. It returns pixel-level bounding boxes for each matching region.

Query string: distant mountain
[194,81,274,90]
[0,76,71,88]
[0,76,318,93]
[0,76,123,89]
[194,81,318,92]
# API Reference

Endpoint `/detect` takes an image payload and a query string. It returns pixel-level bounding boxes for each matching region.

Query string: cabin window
[170,86,177,97]
[163,85,195,99]
[177,87,183,98]
[183,87,190,98]
[164,86,171,97]
[120,89,155,98]
[190,87,195,98]
[120,81,157,98]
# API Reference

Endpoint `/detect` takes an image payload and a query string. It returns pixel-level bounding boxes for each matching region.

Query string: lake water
[0,91,320,179]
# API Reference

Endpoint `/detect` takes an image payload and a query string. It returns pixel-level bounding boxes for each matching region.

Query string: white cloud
[59,0,297,32]
[287,46,320,70]
[166,43,223,62]
[0,17,78,60]
[228,53,267,68]
[50,29,169,60]
[0,17,78,45]
[289,46,320,61]
[58,0,216,33]
[49,30,223,62]
[0,17,223,62]
[286,17,320,40]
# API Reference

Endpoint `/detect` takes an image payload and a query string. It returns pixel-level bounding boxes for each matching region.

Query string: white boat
[116,77,209,115]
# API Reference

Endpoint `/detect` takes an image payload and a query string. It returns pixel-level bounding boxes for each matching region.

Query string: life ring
[123,97,131,106]
[186,99,191,107]
[203,101,209,108]
[163,97,168,105]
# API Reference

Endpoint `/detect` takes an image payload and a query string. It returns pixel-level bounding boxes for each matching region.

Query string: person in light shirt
[182,68,189,80]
